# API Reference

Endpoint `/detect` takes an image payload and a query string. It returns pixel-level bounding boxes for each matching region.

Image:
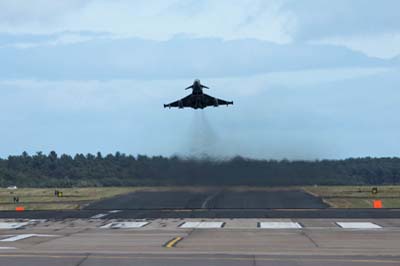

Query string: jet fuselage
[191,79,204,95]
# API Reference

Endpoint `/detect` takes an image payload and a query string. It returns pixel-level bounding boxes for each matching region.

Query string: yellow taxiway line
[164,236,183,248]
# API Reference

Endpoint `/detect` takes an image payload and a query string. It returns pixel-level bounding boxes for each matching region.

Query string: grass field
[0,187,140,210]
[0,186,399,210]
[303,185,400,208]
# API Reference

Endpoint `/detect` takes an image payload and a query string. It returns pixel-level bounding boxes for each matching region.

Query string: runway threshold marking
[0,222,28,229]
[259,222,302,229]
[100,222,149,229]
[164,236,183,248]
[336,222,382,229]
[179,222,224,228]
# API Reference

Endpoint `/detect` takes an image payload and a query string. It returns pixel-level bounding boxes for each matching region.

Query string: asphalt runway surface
[86,189,328,209]
[1,189,400,219]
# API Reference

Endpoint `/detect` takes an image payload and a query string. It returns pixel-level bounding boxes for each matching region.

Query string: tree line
[0,151,399,187]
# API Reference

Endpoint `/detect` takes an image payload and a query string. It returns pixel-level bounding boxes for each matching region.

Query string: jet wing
[164,94,192,108]
[203,94,233,107]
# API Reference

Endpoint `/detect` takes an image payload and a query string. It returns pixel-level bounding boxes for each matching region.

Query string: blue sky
[0,0,399,159]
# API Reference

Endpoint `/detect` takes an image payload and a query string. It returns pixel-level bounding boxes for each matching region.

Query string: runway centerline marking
[201,191,220,208]
[90,213,108,219]
[91,210,123,219]
[336,222,382,229]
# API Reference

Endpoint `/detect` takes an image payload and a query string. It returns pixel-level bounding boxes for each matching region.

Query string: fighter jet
[164,79,234,109]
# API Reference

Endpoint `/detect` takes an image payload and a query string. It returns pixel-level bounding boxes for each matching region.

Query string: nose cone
[194,79,200,84]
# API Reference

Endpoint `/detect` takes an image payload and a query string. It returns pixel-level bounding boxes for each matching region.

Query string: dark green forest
[0,151,400,187]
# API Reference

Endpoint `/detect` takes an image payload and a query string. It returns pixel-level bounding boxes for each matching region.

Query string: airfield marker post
[373,200,382,208]
[15,206,25,212]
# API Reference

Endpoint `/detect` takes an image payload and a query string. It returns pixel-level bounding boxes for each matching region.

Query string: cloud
[6,0,399,42]
[312,33,400,59]
[0,0,86,30]
[0,32,109,49]
[0,36,393,80]
[283,0,400,40]
[279,0,400,58]
[0,0,293,43]
[1,1,399,58]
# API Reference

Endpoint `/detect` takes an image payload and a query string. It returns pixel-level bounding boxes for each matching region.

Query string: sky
[0,0,399,159]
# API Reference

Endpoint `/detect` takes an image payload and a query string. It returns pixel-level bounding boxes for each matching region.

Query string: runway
[0,218,400,265]
[0,188,400,219]
[86,189,328,209]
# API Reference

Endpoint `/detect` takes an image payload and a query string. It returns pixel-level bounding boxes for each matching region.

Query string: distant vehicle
[7,186,17,190]
[164,79,234,109]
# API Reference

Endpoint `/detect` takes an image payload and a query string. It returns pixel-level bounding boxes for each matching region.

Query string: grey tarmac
[0,218,399,265]
[0,190,399,265]
[0,253,399,266]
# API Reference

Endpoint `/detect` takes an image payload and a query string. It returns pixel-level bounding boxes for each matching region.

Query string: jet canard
[164,79,234,109]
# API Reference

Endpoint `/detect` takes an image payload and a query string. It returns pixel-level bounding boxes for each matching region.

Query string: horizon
[2,150,399,162]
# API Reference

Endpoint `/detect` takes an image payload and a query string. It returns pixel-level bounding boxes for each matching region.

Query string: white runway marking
[336,222,382,229]
[0,222,28,229]
[108,210,121,214]
[180,222,224,228]
[91,213,109,219]
[91,210,122,219]
[0,234,36,242]
[28,219,47,223]
[0,234,57,242]
[100,222,149,229]
[259,222,302,229]
[0,247,16,250]
[201,192,219,209]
